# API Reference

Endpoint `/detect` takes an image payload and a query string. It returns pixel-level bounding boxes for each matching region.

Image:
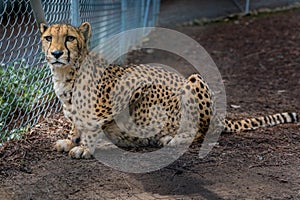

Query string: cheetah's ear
[79,22,91,43]
[40,23,49,35]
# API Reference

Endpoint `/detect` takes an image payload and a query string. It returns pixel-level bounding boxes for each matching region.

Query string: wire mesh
[231,0,250,13]
[0,0,160,143]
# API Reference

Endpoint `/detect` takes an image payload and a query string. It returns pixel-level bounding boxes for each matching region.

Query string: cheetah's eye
[44,36,52,42]
[66,36,76,42]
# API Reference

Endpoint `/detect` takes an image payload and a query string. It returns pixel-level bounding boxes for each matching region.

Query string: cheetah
[40,22,298,159]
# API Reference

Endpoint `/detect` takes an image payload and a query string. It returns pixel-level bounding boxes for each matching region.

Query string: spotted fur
[40,22,298,159]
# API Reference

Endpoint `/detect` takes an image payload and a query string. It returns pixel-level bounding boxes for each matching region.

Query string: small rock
[230,104,241,109]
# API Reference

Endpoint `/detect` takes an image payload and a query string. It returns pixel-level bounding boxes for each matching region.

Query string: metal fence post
[119,0,128,64]
[121,0,127,32]
[29,0,46,25]
[153,0,160,25]
[141,0,145,27]
[135,0,142,27]
[143,0,151,27]
[71,0,80,26]
[245,0,250,14]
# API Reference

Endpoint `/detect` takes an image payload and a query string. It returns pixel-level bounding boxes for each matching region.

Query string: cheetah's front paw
[69,146,93,159]
[54,139,75,152]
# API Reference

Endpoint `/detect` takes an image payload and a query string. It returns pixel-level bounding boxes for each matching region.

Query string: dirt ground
[1,8,300,200]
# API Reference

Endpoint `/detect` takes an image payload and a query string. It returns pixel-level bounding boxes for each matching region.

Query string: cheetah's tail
[223,112,298,133]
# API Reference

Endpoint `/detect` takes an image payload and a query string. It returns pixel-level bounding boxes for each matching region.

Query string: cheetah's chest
[51,66,75,122]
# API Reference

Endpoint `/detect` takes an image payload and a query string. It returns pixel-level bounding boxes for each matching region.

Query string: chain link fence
[0,0,160,143]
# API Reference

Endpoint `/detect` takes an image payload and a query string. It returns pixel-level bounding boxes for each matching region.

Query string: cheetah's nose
[51,50,64,59]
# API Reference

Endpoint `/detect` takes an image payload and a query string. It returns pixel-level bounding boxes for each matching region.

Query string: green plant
[0,59,55,142]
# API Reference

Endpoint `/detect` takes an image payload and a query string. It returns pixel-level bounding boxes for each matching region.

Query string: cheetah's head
[40,22,91,68]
